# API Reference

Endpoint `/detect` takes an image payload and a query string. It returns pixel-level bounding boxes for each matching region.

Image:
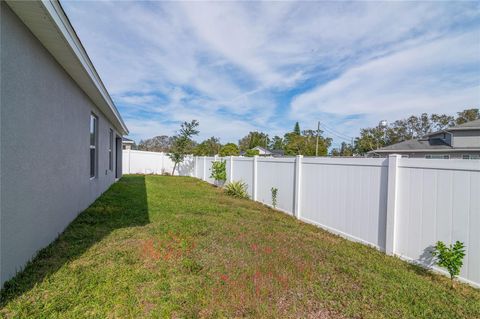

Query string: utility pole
[315,121,320,157]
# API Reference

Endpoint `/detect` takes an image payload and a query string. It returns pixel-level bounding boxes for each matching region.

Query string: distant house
[1,1,128,286]
[240,146,285,157]
[122,137,135,150]
[252,146,272,155]
[369,119,480,159]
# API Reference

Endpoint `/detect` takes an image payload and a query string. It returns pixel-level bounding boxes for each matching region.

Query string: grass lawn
[1,175,479,318]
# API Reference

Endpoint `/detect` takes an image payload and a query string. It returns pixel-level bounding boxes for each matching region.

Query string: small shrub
[433,240,466,282]
[245,149,260,157]
[271,187,278,208]
[210,160,227,185]
[224,181,249,199]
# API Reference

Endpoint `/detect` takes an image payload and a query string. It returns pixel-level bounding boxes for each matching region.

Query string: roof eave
[369,148,479,153]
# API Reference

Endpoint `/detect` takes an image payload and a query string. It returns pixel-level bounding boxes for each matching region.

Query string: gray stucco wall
[1,3,122,286]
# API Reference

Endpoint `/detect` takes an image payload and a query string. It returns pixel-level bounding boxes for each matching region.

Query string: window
[90,114,98,178]
[109,129,113,171]
[425,154,449,159]
[463,154,480,160]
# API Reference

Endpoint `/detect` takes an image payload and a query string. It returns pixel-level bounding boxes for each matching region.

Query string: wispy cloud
[62,1,480,146]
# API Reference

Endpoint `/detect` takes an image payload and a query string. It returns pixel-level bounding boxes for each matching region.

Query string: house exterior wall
[452,130,480,148]
[0,3,121,286]
[373,151,480,159]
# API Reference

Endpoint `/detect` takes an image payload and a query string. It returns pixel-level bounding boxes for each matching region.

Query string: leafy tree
[168,120,199,174]
[138,135,173,152]
[456,108,479,125]
[238,131,269,151]
[219,143,240,156]
[430,114,455,131]
[244,149,260,157]
[293,122,301,135]
[354,125,389,155]
[193,136,221,156]
[331,142,354,156]
[270,135,284,150]
[284,129,331,156]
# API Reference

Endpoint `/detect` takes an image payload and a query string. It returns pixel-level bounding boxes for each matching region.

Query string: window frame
[90,113,98,179]
[463,154,480,160]
[425,154,450,159]
[109,129,113,171]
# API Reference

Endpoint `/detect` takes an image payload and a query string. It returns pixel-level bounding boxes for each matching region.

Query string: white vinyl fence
[123,150,480,287]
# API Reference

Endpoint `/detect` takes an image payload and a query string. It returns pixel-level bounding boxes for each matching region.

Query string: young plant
[168,120,199,174]
[224,181,249,199]
[432,240,466,282]
[210,160,227,186]
[271,187,278,209]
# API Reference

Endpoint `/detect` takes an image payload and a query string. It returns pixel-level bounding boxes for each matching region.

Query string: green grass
[1,175,479,318]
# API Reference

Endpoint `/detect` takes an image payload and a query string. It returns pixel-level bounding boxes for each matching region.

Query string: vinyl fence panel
[230,157,255,198]
[122,150,194,176]
[300,157,389,249]
[256,157,296,215]
[395,158,480,286]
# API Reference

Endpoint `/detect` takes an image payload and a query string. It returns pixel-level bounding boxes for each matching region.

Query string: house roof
[122,137,134,144]
[450,119,480,130]
[5,0,128,135]
[371,118,480,154]
[252,146,272,154]
[371,139,452,153]
[425,118,480,137]
[371,138,480,153]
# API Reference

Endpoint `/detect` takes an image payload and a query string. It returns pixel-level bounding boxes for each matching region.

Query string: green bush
[224,181,249,199]
[433,240,466,282]
[245,149,260,157]
[210,160,227,183]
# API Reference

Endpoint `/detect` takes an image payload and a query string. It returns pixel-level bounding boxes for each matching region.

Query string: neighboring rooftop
[425,119,480,137]
[449,118,480,129]
[371,118,480,154]
[122,137,134,144]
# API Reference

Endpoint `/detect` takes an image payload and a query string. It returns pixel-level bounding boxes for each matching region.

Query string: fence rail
[123,150,480,287]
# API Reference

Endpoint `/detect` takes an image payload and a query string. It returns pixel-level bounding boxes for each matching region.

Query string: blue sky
[62,1,480,147]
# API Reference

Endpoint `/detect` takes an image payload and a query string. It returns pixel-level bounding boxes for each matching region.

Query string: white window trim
[109,129,113,171]
[90,113,98,179]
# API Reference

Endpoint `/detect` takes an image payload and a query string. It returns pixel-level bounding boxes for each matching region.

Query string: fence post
[229,156,234,182]
[203,156,207,181]
[253,155,258,201]
[194,156,198,178]
[385,154,400,255]
[294,155,303,219]
[128,149,131,174]
[161,152,164,175]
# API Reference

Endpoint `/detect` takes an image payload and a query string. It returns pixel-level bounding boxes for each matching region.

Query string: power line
[322,126,353,142]
[320,122,354,140]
